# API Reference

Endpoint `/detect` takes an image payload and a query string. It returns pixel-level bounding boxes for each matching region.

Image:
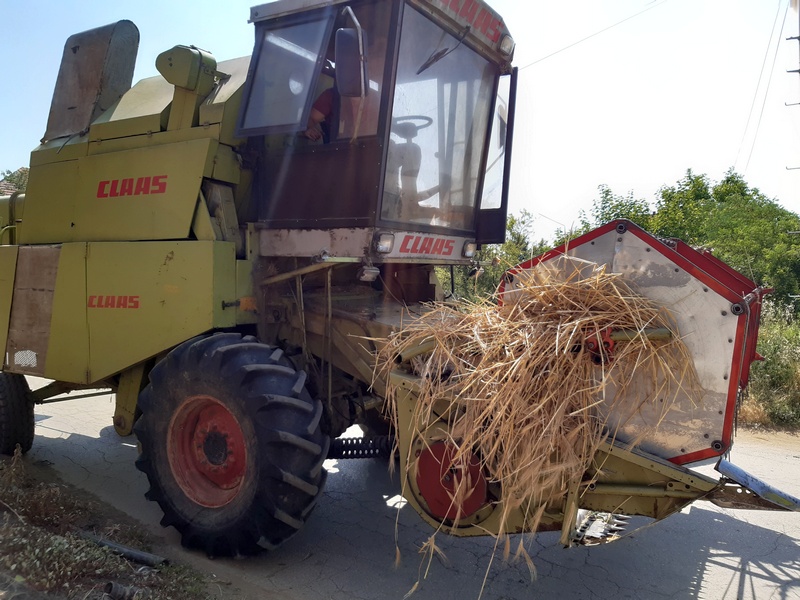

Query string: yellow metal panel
[198,56,250,147]
[18,162,81,244]
[157,46,217,94]
[0,246,19,363]
[114,362,146,436]
[89,76,172,141]
[236,259,258,325]
[191,195,218,241]
[85,240,236,381]
[213,243,238,329]
[45,243,89,383]
[167,87,202,131]
[211,144,241,184]
[76,139,212,242]
[86,125,222,156]
[28,137,88,168]
[23,139,215,244]
[0,197,12,232]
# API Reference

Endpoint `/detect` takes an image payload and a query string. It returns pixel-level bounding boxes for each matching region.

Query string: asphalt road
[26,392,800,600]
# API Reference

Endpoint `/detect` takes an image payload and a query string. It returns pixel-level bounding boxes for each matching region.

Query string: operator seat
[384,121,422,220]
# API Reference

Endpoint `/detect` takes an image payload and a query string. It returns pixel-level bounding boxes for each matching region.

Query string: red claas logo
[96,175,167,198]
[399,235,455,256]
[88,295,140,309]
[438,0,504,44]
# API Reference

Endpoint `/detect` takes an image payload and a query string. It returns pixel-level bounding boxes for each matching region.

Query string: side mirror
[335,28,368,98]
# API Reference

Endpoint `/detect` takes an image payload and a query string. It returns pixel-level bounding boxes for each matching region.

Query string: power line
[735,0,784,169]
[744,1,790,173]
[518,0,670,71]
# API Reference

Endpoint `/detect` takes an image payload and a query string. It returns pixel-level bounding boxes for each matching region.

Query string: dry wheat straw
[379,262,699,568]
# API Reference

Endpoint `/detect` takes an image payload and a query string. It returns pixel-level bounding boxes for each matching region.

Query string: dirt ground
[735,426,800,450]
[0,454,242,600]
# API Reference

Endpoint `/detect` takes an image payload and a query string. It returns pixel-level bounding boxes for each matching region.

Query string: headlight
[375,233,395,254]
[462,241,478,258]
[499,34,515,57]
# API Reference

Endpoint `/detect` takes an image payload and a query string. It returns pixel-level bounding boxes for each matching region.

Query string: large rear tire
[0,373,34,456]
[134,333,329,556]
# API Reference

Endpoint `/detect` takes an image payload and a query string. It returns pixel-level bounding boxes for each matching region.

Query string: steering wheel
[392,115,433,140]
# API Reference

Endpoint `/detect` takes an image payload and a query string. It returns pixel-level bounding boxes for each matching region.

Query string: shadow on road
[222,458,800,600]
[27,406,800,600]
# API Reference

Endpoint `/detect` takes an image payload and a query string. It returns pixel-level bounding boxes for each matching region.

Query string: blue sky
[1,0,797,242]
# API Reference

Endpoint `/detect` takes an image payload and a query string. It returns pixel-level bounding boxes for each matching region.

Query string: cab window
[237,12,334,136]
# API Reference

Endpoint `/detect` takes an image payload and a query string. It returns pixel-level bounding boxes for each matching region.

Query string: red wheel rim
[416,442,487,520]
[167,395,248,508]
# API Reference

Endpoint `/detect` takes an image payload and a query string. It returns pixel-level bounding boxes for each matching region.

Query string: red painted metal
[497,221,620,302]
[416,442,488,521]
[585,327,615,365]
[167,395,248,508]
[668,238,767,387]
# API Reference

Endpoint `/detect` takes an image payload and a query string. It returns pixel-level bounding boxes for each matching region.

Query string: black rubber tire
[0,372,34,456]
[134,333,329,556]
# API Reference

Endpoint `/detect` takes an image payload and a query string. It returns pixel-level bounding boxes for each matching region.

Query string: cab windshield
[381,5,497,231]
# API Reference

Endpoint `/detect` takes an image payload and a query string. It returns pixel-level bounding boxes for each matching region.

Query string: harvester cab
[239,0,515,268]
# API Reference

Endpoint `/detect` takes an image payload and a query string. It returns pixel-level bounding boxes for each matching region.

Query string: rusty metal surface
[259,227,373,259]
[44,20,139,142]
[715,459,800,512]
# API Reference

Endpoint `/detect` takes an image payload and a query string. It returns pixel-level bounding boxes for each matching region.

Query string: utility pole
[788,1,800,170]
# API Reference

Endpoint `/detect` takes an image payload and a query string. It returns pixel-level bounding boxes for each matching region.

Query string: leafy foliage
[746,302,800,426]
[558,169,800,308]
[437,210,549,300]
[650,169,712,243]
[702,173,800,305]
[0,168,29,192]
[580,185,652,233]
[552,185,652,246]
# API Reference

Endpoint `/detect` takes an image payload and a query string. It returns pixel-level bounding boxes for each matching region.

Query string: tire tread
[135,332,328,556]
[0,373,34,455]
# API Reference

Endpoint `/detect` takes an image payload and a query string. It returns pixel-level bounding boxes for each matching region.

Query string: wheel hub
[415,442,488,521]
[167,395,248,508]
[202,431,229,466]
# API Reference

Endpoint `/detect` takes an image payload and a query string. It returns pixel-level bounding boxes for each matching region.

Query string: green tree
[0,168,29,192]
[649,170,712,243]
[438,210,549,300]
[747,302,800,426]
[581,185,652,231]
[647,169,800,306]
[553,185,652,246]
[700,171,800,305]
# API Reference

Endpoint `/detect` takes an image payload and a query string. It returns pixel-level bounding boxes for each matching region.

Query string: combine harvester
[0,0,795,556]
